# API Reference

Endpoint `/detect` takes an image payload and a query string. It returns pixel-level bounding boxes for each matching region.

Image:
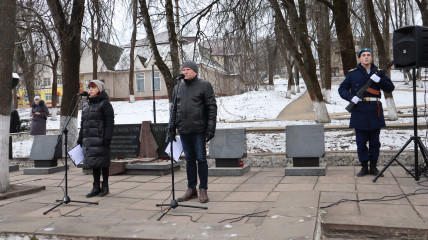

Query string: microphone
[77,91,89,96]
[176,74,185,82]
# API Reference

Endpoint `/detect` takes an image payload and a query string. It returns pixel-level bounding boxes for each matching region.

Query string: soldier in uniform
[338,48,395,177]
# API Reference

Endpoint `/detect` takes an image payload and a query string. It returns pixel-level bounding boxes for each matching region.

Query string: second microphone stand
[156,76,207,221]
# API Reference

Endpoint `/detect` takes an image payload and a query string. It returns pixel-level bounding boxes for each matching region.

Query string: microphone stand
[44,93,98,215]
[156,76,207,221]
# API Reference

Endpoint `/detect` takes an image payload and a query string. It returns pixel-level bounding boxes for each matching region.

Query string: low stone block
[9,164,19,172]
[125,161,182,176]
[284,163,327,176]
[208,165,251,176]
[23,165,67,175]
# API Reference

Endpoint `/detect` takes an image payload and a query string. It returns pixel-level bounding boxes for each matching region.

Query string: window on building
[153,72,161,91]
[45,93,52,101]
[57,75,62,85]
[136,73,145,92]
[43,78,51,86]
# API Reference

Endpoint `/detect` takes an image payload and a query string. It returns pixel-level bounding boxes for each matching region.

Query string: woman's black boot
[86,182,101,198]
[99,181,109,197]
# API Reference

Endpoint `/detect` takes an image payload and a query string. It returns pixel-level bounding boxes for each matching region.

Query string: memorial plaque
[150,123,169,159]
[111,124,141,159]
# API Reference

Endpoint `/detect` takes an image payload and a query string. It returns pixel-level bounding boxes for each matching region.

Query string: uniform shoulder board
[349,68,357,72]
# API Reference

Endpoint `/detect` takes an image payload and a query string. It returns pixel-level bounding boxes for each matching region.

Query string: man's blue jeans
[180,133,208,190]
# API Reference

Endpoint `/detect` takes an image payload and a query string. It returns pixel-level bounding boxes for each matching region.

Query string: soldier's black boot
[86,182,101,198]
[370,160,384,177]
[357,161,369,177]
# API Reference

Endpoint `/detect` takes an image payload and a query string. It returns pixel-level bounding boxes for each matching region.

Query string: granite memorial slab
[150,123,169,159]
[285,124,326,176]
[110,124,141,159]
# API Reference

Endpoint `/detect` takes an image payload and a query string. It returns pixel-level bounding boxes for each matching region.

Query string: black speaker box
[30,135,62,167]
[393,25,428,69]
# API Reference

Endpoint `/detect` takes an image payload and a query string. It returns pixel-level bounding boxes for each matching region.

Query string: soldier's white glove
[370,74,381,83]
[351,96,360,104]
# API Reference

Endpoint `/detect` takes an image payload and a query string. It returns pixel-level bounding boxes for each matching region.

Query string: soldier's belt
[359,97,380,102]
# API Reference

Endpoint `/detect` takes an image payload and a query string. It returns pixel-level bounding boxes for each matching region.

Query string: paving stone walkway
[1,165,427,239]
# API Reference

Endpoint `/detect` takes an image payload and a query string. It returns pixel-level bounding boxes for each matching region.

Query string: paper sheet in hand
[165,136,183,162]
[68,145,84,166]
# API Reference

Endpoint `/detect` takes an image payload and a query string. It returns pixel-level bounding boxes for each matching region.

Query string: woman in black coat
[30,96,49,135]
[77,80,115,197]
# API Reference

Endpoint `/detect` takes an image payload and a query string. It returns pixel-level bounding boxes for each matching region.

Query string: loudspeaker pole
[373,67,428,182]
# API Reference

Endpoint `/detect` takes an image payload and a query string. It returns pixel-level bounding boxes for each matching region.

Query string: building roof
[97,40,124,71]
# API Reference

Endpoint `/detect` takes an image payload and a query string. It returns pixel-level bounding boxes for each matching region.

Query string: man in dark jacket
[171,61,217,203]
[338,48,395,177]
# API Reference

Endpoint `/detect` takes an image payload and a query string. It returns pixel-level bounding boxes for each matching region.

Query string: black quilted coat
[78,91,115,168]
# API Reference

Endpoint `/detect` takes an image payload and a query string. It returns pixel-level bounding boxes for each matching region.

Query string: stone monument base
[23,165,67,175]
[125,160,182,176]
[9,164,19,172]
[285,163,327,176]
[208,165,251,176]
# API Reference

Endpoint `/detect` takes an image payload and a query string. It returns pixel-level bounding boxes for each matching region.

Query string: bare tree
[366,0,398,120]
[87,0,101,80]
[314,1,332,103]
[47,0,85,145]
[415,0,427,26]
[270,0,330,123]
[316,0,357,75]
[128,0,137,103]
[0,0,17,193]
[139,0,174,101]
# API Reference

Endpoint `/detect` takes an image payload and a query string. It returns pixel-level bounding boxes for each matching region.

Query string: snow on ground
[13,69,428,157]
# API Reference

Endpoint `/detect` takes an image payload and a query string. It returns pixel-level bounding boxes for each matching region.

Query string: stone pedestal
[30,135,62,169]
[209,128,249,175]
[9,165,19,172]
[139,121,158,158]
[125,160,182,176]
[24,165,67,175]
[208,165,250,176]
[286,124,325,176]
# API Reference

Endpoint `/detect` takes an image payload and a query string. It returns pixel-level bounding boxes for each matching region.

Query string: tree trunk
[0,0,16,193]
[47,0,85,148]
[415,0,428,26]
[294,64,300,93]
[139,0,174,101]
[317,0,357,75]
[366,0,398,120]
[16,34,35,104]
[128,0,137,103]
[273,0,329,123]
[166,0,181,101]
[316,2,332,103]
[332,0,357,75]
[267,38,277,86]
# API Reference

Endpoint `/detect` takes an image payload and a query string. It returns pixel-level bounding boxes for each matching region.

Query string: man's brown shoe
[177,188,197,202]
[199,189,209,203]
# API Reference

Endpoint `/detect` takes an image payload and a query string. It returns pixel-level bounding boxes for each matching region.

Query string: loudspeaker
[30,135,62,167]
[393,25,428,69]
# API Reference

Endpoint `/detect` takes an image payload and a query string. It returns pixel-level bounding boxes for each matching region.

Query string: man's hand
[370,74,381,83]
[351,96,360,104]
[205,131,215,142]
